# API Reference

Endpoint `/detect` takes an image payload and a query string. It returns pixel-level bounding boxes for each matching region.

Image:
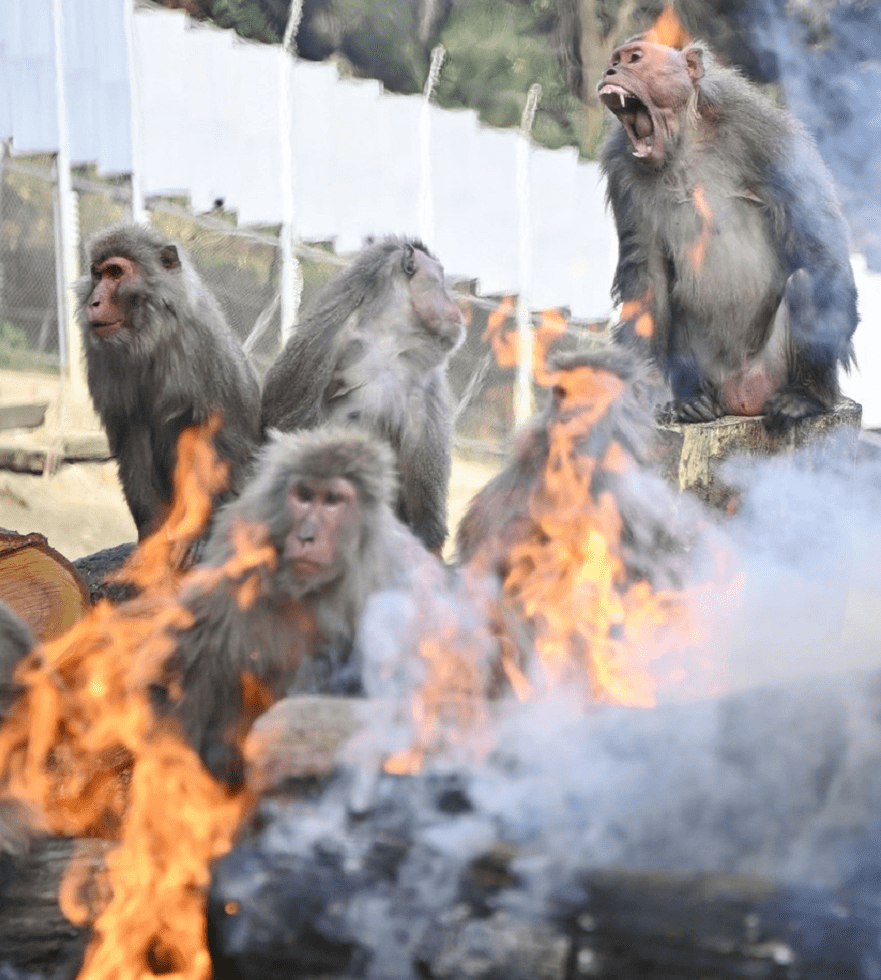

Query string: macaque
[77,224,262,540]
[598,39,858,429]
[261,237,464,552]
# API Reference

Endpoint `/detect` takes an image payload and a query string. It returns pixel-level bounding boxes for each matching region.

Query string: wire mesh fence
[0,153,611,455]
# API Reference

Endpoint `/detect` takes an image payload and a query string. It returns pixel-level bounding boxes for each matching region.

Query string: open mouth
[598,83,655,159]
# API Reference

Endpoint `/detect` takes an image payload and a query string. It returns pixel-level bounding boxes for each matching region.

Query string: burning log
[207,667,881,980]
[243,696,363,795]
[655,398,862,511]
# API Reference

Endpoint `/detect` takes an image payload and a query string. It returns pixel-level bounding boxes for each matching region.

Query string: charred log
[72,542,136,604]
[208,668,881,979]
[0,836,94,977]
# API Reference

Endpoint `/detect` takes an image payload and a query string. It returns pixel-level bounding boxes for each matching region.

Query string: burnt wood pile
[4,672,881,978]
[206,668,881,979]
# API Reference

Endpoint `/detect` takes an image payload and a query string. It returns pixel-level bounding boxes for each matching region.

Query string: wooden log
[0,433,111,475]
[0,404,48,432]
[72,543,136,605]
[0,533,89,641]
[208,833,878,980]
[209,668,881,978]
[0,836,98,974]
[654,398,862,510]
[244,696,363,794]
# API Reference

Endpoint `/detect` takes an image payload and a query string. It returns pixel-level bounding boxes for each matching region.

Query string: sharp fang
[620,92,626,107]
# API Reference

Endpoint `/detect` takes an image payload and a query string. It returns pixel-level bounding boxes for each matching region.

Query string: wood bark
[654,398,862,510]
[0,836,98,975]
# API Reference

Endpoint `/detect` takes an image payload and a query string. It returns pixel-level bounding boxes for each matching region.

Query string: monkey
[596,39,859,431]
[454,348,699,694]
[0,601,34,723]
[260,237,465,554]
[456,347,679,577]
[156,427,448,787]
[0,602,41,869]
[76,224,263,541]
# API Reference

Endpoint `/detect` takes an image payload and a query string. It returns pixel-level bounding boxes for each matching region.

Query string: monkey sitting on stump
[76,224,263,542]
[261,237,465,554]
[597,38,858,430]
[157,427,448,788]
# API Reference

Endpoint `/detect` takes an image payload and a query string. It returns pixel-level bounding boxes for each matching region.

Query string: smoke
[208,430,881,976]
[703,0,881,271]
[345,430,881,895]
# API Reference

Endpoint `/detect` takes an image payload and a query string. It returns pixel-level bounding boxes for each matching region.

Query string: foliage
[154,0,664,158]
[0,321,58,371]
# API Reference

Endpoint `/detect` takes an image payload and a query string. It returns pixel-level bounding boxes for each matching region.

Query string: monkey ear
[160,245,181,271]
[402,244,417,277]
[683,46,705,83]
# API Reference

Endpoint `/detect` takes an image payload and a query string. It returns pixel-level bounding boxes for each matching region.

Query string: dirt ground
[0,368,501,563]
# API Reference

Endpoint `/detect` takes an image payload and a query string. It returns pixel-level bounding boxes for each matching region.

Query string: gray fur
[260,236,464,552]
[455,347,661,573]
[598,40,859,430]
[75,224,263,540]
[0,601,34,720]
[158,427,445,787]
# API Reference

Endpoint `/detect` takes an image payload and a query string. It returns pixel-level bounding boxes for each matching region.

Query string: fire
[0,417,271,980]
[620,291,655,339]
[500,362,703,706]
[383,633,488,777]
[484,298,567,379]
[389,309,724,784]
[644,2,692,47]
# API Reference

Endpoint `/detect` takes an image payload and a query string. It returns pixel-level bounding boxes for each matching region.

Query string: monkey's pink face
[597,41,703,164]
[283,476,362,589]
[407,248,465,353]
[86,255,140,339]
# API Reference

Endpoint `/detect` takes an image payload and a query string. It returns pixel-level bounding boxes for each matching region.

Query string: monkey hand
[762,388,826,433]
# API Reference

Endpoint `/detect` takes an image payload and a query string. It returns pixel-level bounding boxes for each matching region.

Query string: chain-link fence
[0,153,610,456]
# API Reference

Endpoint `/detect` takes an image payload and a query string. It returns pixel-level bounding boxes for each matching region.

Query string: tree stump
[654,399,862,511]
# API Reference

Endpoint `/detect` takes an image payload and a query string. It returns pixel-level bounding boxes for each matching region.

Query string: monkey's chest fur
[322,333,441,445]
[637,165,790,409]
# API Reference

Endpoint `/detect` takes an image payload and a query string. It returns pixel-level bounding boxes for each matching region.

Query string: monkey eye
[293,482,314,503]
[628,50,642,63]
[402,245,417,277]
[107,264,124,279]
[325,491,344,505]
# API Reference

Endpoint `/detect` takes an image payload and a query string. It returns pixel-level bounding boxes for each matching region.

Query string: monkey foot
[762,390,826,433]
[668,392,726,424]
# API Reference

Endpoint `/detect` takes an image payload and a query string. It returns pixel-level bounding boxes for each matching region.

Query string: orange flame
[500,364,702,705]
[484,296,518,368]
[383,633,488,776]
[0,417,269,980]
[691,183,713,272]
[620,291,655,339]
[484,299,568,381]
[644,2,692,47]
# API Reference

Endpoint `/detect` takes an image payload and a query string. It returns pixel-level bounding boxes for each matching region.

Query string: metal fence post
[514,83,542,428]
